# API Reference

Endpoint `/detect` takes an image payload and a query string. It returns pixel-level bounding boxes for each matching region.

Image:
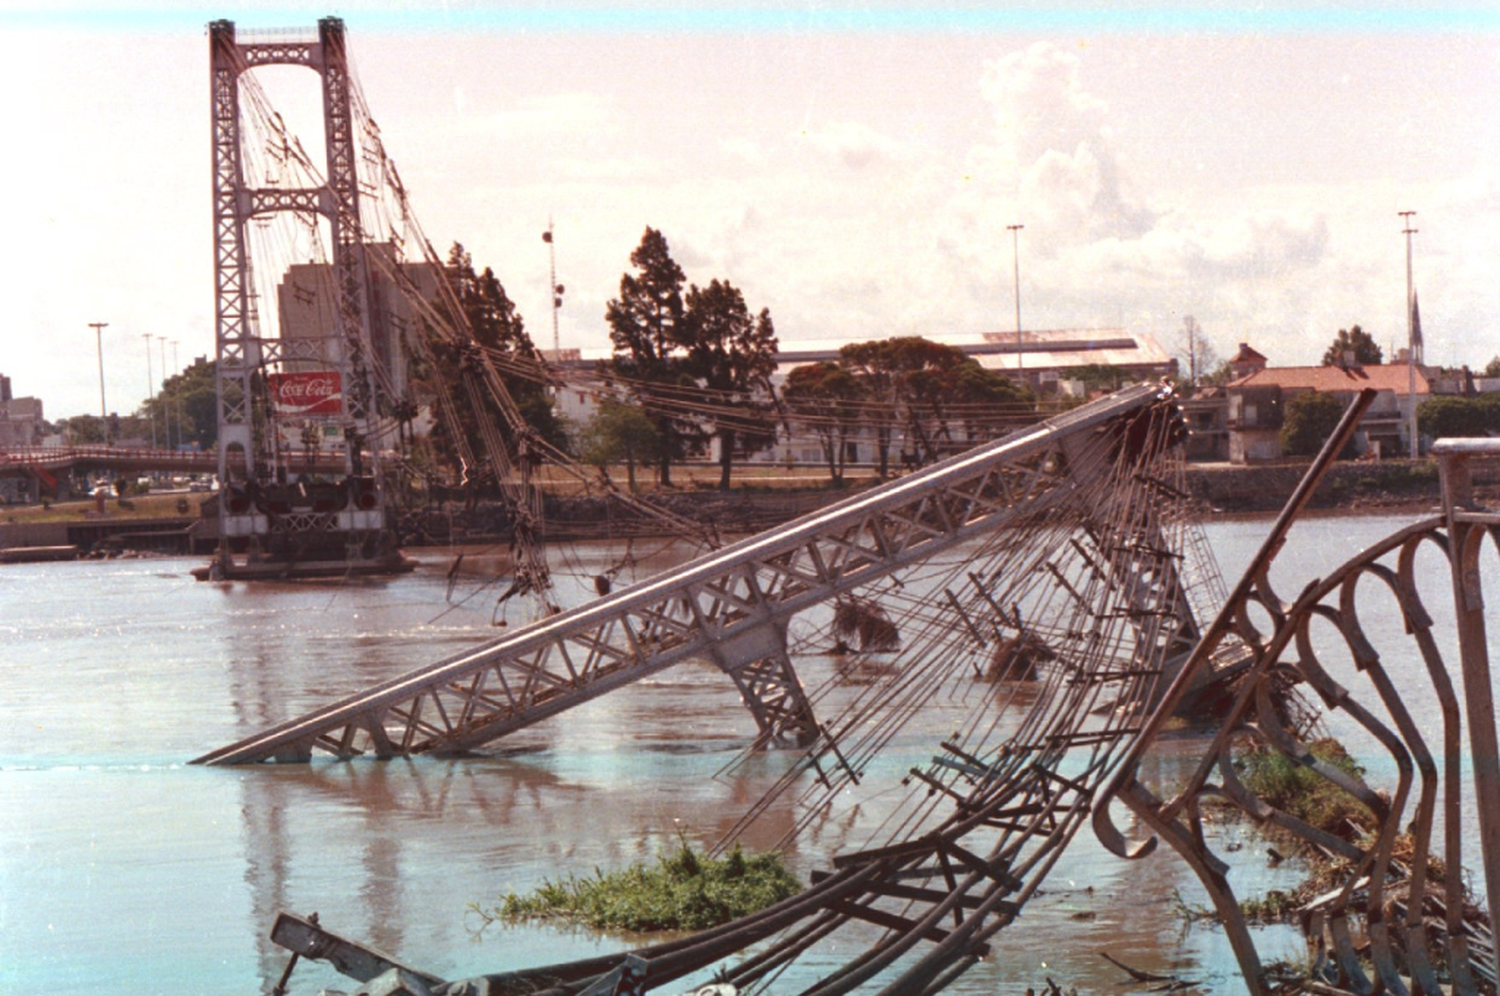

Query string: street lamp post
[1007,224,1024,378]
[171,340,182,453]
[1401,210,1418,459]
[90,322,109,444]
[158,336,172,451]
[143,332,157,449]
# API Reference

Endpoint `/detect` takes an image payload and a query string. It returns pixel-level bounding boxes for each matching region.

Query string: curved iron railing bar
[1092,488,1500,996]
[1393,528,1482,995]
[1285,607,1414,995]
[1092,390,1378,873]
[1337,562,1447,994]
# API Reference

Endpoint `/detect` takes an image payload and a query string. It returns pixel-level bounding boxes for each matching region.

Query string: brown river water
[0,513,1482,995]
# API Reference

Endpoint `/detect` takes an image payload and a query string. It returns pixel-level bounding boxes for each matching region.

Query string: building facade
[1225,356,1429,463]
[0,375,44,449]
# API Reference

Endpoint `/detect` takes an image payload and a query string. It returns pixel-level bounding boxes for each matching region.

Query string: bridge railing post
[1434,438,1500,987]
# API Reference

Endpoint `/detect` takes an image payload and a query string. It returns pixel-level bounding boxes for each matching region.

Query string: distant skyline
[3,3,1498,418]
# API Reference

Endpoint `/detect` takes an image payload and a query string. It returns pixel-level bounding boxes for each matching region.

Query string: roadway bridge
[0,446,345,501]
[1,445,217,477]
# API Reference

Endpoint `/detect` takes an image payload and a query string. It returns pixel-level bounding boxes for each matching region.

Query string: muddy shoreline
[417,457,1478,545]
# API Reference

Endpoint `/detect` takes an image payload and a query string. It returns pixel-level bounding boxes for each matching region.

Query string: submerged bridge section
[196,385,1200,765]
[249,389,1500,996]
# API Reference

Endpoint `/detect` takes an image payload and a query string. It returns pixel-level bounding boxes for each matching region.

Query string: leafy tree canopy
[1280,390,1348,457]
[607,227,689,381]
[1417,394,1500,439]
[446,243,533,355]
[421,243,564,490]
[134,356,217,451]
[577,397,663,492]
[606,228,695,485]
[837,336,1033,471]
[1321,325,1382,367]
[783,361,867,484]
[1070,364,1134,393]
[604,228,780,488]
[683,278,779,489]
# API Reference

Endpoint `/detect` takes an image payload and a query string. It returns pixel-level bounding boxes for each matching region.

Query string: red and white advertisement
[269,371,343,416]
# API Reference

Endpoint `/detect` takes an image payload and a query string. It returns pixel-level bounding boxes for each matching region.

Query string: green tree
[140,357,217,451]
[606,228,695,486]
[948,361,1034,443]
[175,360,219,450]
[1483,356,1500,379]
[59,414,105,445]
[837,340,902,478]
[1321,325,1382,367]
[1417,394,1500,438]
[424,243,564,489]
[1279,390,1347,457]
[684,278,779,490]
[1201,359,1236,387]
[840,337,1031,469]
[577,398,663,492]
[782,361,866,485]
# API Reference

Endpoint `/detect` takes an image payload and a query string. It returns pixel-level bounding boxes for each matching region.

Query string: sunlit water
[0,513,1484,995]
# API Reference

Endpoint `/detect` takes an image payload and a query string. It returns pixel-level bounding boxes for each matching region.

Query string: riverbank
[1182,457,1461,516]
[3,455,1486,557]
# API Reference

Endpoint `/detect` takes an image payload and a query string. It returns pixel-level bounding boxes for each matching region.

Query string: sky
[2,3,1498,420]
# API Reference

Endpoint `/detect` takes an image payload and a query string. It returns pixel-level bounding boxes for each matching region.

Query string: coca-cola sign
[269,371,343,416]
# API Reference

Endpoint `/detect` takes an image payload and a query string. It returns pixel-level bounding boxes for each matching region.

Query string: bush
[1235,737,1370,837]
[1418,394,1500,439]
[1279,391,1351,457]
[483,840,801,933]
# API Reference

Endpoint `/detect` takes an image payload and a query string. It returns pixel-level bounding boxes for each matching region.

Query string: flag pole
[1401,210,1418,459]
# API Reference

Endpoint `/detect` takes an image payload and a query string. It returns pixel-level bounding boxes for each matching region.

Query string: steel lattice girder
[194,385,1175,765]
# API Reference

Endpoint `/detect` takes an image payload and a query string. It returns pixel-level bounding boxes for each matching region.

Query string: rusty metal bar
[1435,438,1500,987]
[1095,387,1377,855]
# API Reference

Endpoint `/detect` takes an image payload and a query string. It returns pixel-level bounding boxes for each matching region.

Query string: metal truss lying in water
[229,383,1226,995]
[196,384,1212,766]
[245,387,1500,995]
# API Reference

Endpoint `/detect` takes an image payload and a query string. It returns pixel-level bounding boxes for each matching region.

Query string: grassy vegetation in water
[484,842,802,933]
[1234,737,1371,838]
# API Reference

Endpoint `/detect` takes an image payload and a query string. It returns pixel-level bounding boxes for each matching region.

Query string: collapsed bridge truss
[210,385,1247,994]
[195,385,1208,767]
[246,389,1500,996]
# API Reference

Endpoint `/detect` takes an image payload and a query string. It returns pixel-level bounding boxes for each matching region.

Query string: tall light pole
[90,321,109,444]
[543,218,564,358]
[158,335,172,451]
[1007,224,1025,377]
[142,332,157,449]
[171,340,182,452]
[1401,210,1418,459]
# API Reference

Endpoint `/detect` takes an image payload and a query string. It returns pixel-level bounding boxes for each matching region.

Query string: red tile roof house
[1225,353,1430,463]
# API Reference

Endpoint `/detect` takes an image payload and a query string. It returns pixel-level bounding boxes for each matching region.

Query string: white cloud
[799,120,905,170]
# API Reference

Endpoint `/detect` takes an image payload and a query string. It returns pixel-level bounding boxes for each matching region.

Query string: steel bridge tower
[206,18,404,579]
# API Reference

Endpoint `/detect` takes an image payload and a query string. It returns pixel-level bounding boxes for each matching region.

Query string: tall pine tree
[684,279,779,490]
[606,228,695,486]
